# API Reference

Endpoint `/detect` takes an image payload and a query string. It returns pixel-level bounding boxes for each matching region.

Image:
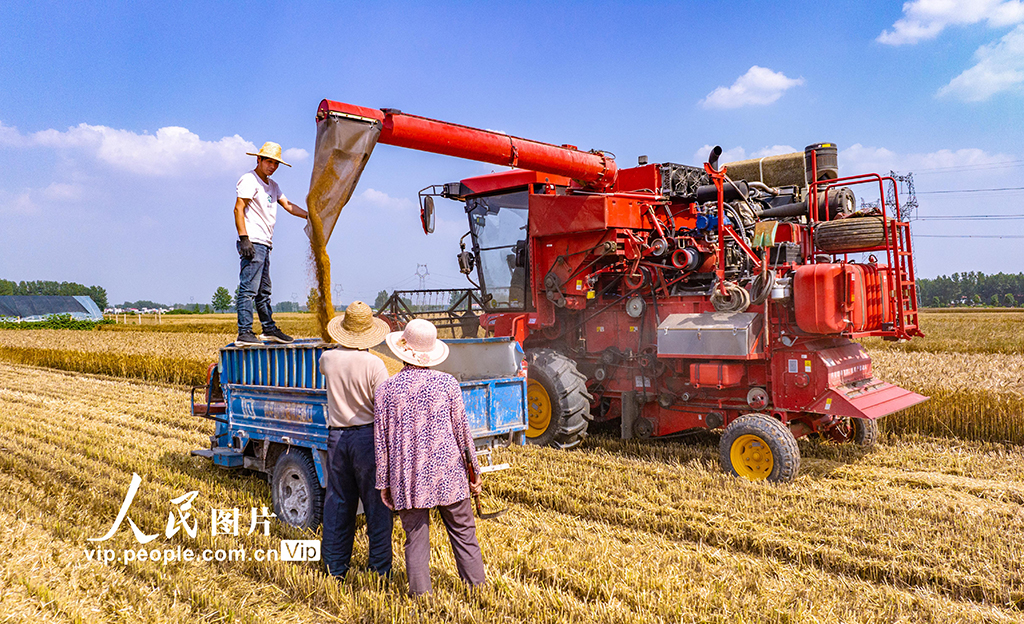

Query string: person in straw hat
[233,141,308,346]
[374,318,486,595]
[319,301,394,580]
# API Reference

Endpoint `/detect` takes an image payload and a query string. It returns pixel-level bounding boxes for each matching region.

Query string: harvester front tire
[719,415,800,483]
[815,216,888,253]
[852,418,880,448]
[271,450,324,529]
[525,349,592,449]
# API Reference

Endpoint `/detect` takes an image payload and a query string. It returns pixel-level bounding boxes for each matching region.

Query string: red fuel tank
[794,264,862,334]
[793,263,895,334]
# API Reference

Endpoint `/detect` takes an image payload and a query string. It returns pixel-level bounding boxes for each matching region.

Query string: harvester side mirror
[420,195,435,234]
[457,250,476,275]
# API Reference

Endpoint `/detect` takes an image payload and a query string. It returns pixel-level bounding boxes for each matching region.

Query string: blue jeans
[236,241,278,335]
[322,425,394,578]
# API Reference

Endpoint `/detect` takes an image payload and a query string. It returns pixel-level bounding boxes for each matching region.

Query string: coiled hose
[710,281,751,312]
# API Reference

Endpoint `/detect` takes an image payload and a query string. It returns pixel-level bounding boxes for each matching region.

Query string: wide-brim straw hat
[385,318,449,367]
[327,301,389,349]
[246,141,292,167]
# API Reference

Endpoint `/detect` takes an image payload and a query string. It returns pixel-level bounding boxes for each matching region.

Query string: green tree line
[0,279,108,310]
[918,272,1023,307]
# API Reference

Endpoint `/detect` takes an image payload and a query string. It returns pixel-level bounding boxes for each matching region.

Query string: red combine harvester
[317,99,928,482]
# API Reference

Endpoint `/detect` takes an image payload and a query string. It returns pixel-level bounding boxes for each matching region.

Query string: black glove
[238,235,255,259]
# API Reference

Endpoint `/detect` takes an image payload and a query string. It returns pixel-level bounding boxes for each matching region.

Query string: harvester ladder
[890,220,922,338]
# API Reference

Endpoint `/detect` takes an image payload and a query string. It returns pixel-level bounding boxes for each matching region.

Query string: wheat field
[1,363,1022,623]
[1,311,1021,442]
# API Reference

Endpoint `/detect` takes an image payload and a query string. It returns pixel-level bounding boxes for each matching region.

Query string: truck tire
[271,450,324,529]
[525,349,592,449]
[815,216,888,253]
[719,414,800,483]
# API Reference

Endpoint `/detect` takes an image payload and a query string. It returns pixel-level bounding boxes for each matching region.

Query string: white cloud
[701,66,804,109]
[357,188,416,211]
[0,122,28,147]
[878,0,1024,45]
[1,122,257,177]
[937,24,1024,99]
[40,182,85,201]
[2,191,37,215]
[750,145,799,159]
[694,144,798,167]
[695,142,1012,179]
[284,147,309,162]
[840,143,1013,173]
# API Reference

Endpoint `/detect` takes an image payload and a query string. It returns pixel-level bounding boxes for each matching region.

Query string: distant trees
[212,287,232,312]
[373,289,389,310]
[117,300,166,309]
[0,279,108,310]
[1006,294,1017,307]
[917,272,1024,307]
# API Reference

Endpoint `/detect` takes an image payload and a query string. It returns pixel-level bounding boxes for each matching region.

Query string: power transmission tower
[415,264,430,290]
[887,171,918,221]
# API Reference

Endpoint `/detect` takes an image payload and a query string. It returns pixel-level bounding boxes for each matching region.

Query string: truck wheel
[271,450,324,529]
[525,349,592,449]
[823,417,880,448]
[719,414,800,483]
[815,216,888,253]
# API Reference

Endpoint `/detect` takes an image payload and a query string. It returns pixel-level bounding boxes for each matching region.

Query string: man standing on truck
[319,301,394,580]
[234,141,308,346]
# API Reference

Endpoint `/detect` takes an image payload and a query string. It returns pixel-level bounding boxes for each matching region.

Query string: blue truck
[191,337,528,528]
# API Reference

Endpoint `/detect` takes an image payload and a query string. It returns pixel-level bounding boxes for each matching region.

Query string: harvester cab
[312,99,929,482]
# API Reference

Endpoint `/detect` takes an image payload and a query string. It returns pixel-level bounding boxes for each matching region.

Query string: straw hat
[326,301,389,349]
[246,141,292,167]
[385,318,449,367]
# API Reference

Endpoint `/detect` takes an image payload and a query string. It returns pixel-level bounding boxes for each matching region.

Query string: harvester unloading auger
[311,99,928,483]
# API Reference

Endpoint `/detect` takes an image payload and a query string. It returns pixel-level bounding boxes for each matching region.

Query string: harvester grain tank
[314,99,928,482]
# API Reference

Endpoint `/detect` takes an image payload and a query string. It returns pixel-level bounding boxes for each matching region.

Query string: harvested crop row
[1,363,1022,623]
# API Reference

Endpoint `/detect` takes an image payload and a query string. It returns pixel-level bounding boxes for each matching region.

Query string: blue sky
[1,1,1022,307]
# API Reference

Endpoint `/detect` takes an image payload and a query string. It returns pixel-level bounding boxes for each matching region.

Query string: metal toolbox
[657,312,764,357]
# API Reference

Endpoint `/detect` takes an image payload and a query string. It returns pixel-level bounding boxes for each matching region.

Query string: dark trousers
[397,498,486,595]
[322,425,394,578]
[236,241,277,334]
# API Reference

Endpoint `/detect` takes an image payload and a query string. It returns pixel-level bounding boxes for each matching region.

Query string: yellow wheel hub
[730,434,774,480]
[526,379,552,438]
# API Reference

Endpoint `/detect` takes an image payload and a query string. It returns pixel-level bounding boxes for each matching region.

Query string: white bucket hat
[385,318,449,367]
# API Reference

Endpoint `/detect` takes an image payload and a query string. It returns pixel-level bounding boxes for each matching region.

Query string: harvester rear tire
[815,216,888,253]
[271,450,324,529]
[525,349,592,449]
[719,414,800,483]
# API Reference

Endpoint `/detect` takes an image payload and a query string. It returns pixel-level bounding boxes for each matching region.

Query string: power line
[912,159,1024,174]
[915,234,1024,239]
[913,214,1024,220]
[917,186,1024,195]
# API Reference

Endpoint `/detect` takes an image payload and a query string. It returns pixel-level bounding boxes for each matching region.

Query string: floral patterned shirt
[374,366,480,510]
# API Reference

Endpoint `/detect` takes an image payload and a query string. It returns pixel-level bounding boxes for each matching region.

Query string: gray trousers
[397,498,486,595]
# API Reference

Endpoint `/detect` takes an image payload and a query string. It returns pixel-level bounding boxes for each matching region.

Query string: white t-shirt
[319,349,389,428]
[236,171,282,247]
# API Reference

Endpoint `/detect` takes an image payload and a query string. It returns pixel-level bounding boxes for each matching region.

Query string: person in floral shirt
[374,319,485,595]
